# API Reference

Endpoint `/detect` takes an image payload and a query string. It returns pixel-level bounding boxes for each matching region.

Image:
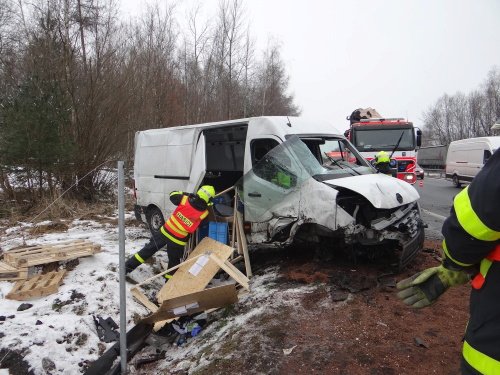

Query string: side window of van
[251,139,279,165]
[251,139,296,189]
[484,150,492,164]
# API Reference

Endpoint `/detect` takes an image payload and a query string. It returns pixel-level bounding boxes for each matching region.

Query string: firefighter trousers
[125,230,185,275]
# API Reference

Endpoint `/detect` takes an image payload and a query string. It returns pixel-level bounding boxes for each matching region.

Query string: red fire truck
[344,108,422,184]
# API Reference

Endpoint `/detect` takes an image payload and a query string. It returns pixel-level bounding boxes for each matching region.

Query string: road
[413,176,466,237]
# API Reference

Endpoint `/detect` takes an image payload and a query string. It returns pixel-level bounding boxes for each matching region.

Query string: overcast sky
[120,0,500,131]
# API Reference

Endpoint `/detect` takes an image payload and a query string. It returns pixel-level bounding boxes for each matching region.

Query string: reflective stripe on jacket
[161,195,208,245]
[463,340,500,375]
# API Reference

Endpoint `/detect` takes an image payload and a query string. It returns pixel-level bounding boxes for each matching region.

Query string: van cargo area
[133,117,425,269]
[202,125,247,194]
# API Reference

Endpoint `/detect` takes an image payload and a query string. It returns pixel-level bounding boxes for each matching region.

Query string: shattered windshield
[353,128,415,152]
[237,135,374,222]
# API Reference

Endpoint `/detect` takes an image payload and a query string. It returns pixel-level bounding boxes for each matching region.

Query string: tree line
[421,67,500,146]
[0,0,299,203]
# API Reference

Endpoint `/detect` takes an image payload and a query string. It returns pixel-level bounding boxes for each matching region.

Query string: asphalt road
[413,176,467,237]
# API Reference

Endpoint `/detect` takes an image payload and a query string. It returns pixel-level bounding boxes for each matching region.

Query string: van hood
[323,174,420,209]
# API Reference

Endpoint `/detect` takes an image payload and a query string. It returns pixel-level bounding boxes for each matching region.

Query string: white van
[133,116,424,268]
[445,136,500,187]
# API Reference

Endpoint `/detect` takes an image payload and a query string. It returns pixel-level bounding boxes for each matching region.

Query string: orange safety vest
[161,195,208,245]
[471,244,500,289]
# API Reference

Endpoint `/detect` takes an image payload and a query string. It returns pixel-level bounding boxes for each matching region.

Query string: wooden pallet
[6,270,66,300]
[0,261,28,281]
[3,239,101,268]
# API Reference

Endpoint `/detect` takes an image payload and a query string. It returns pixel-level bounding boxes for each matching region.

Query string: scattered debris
[142,284,238,324]
[0,261,28,281]
[2,239,100,268]
[17,303,33,311]
[84,322,153,375]
[283,345,297,355]
[93,316,119,343]
[414,336,430,349]
[35,320,43,325]
[6,270,66,300]
[132,237,249,332]
[42,357,56,373]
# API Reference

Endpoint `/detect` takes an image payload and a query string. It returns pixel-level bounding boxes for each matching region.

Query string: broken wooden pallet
[6,270,66,300]
[0,261,28,281]
[3,239,101,268]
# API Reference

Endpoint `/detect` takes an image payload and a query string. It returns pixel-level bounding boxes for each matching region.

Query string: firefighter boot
[125,254,143,274]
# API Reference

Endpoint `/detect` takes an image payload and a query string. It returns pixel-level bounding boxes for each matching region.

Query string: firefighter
[125,185,215,280]
[373,150,392,175]
[396,149,500,374]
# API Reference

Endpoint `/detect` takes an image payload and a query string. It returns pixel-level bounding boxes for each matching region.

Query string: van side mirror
[416,129,422,147]
[344,129,350,138]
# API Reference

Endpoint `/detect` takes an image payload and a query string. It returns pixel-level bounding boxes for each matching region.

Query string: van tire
[146,206,164,234]
[452,174,461,188]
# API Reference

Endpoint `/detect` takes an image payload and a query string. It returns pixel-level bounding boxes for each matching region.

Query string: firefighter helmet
[374,151,390,164]
[197,185,215,204]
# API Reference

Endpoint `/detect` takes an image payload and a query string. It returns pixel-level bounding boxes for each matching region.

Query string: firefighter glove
[396,265,469,308]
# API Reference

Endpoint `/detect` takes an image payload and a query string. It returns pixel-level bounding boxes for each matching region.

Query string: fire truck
[344,108,422,184]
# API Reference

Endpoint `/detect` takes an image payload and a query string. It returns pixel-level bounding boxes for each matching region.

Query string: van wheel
[452,175,461,188]
[146,206,164,234]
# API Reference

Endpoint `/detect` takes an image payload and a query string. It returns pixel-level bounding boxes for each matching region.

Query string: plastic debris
[283,345,297,355]
[93,316,119,343]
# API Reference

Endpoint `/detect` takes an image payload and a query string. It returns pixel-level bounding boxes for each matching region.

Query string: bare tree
[422,67,500,145]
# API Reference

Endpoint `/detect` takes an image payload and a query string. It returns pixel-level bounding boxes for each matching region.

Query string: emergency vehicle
[344,109,422,184]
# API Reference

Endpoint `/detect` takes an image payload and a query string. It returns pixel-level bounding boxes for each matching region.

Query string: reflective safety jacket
[441,149,500,375]
[161,191,209,246]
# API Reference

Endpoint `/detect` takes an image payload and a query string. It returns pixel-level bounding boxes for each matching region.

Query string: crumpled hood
[323,174,420,209]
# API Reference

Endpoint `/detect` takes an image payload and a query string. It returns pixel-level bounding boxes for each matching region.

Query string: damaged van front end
[240,135,424,269]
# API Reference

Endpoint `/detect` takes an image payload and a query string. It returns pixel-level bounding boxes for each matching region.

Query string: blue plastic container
[197,221,228,244]
[197,222,209,242]
[208,222,228,244]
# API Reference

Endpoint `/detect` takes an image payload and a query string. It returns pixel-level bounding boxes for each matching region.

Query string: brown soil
[275,249,468,375]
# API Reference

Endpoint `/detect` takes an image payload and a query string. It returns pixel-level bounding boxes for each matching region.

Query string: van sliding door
[186,132,206,193]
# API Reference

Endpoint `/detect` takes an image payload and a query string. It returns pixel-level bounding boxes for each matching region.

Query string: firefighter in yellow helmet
[373,151,392,175]
[397,149,500,374]
[125,185,215,281]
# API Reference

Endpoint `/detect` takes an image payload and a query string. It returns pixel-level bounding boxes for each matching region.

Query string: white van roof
[135,116,342,140]
[450,136,500,149]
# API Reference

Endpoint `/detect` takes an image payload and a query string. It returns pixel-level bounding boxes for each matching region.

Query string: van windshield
[245,135,374,185]
[299,136,374,180]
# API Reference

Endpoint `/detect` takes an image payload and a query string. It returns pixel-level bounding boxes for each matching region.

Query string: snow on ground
[0,212,150,374]
[0,212,317,374]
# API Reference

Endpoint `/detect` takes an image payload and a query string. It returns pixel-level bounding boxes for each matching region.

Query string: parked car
[415,164,424,180]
